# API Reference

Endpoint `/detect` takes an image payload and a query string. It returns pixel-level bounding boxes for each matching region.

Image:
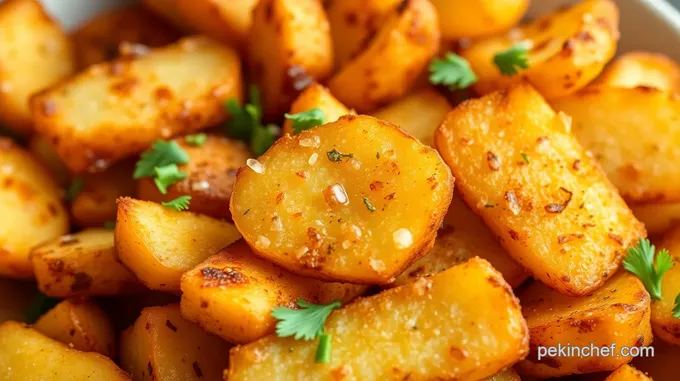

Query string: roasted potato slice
[605,365,652,381]
[0,279,37,323]
[461,0,619,99]
[32,36,242,173]
[116,197,242,292]
[28,134,70,187]
[120,304,231,381]
[230,115,453,283]
[0,138,69,278]
[176,0,257,51]
[181,240,366,344]
[227,258,528,380]
[649,226,680,345]
[595,51,680,92]
[328,0,440,112]
[31,229,144,297]
[0,321,130,380]
[430,0,529,40]
[435,84,645,296]
[137,135,249,220]
[34,298,116,357]
[0,0,74,135]
[515,273,652,378]
[281,83,350,135]
[631,202,680,236]
[248,0,333,120]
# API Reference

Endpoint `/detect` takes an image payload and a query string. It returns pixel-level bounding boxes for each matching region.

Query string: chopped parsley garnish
[363,197,376,212]
[326,149,353,162]
[153,164,188,194]
[225,85,279,156]
[65,177,84,202]
[185,133,207,146]
[493,44,530,76]
[103,220,116,230]
[673,294,680,319]
[623,238,673,300]
[521,152,530,164]
[429,52,478,90]
[284,108,326,134]
[25,292,60,323]
[251,124,279,157]
[161,195,192,211]
[134,141,189,179]
[271,299,341,364]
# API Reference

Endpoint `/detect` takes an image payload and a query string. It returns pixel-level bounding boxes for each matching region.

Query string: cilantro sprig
[285,108,326,134]
[271,299,341,363]
[673,294,680,319]
[185,133,207,146]
[161,195,192,211]
[153,164,188,194]
[134,141,189,179]
[225,86,280,156]
[493,44,530,76]
[429,52,478,90]
[623,238,673,300]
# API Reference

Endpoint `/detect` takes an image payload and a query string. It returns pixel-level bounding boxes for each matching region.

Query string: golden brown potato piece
[0,321,130,380]
[328,0,440,113]
[631,202,680,236]
[136,135,249,220]
[461,0,619,99]
[435,84,645,296]
[230,115,453,283]
[0,0,74,135]
[370,87,451,147]
[120,304,231,381]
[0,139,69,278]
[281,83,350,135]
[485,368,522,381]
[595,51,680,92]
[394,196,528,288]
[116,197,242,292]
[430,0,528,40]
[248,0,333,120]
[515,273,652,378]
[32,36,242,173]
[631,340,679,381]
[0,279,36,323]
[31,229,144,297]
[605,365,652,381]
[28,134,71,187]
[227,258,528,380]
[181,240,366,344]
[176,0,257,51]
[649,226,680,345]
[34,299,116,357]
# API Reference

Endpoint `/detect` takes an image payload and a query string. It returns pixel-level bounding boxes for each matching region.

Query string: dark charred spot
[384,193,396,200]
[396,0,410,14]
[531,39,552,53]
[508,230,520,241]
[486,151,500,171]
[70,272,92,292]
[345,12,358,26]
[165,319,177,332]
[544,187,573,214]
[557,233,584,244]
[634,335,645,347]
[193,362,203,377]
[608,233,624,246]
[148,362,153,377]
[154,86,173,102]
[200,267,246,287]
[408,266,426,278]
[276,192,284,204]
[449,346,468,361]
[572,160,581,171]
[47,259,65,273]
[370,180,384,191]
[200,300,209,308]
[561,39,576,56]
[69,328,76,336]
[264,0,274,22]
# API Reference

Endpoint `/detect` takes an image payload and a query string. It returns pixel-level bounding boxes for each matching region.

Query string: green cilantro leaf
[284,108,326,134]
[103,220,116,230]
[623,238,673,300]
[673,294,680,319]
[521,152,530,164]
[25,292,60,323]
[493,44,530,76]
[429,52,478,90]
[65,177,84,202]
[161,195,192,211]
[363,197,376,212]
[315,333,332,363]
[225,85,279,155]
[185,133,207,146]
[153,164,188,194]
[134,141,189,179]
[251,124,279,156]
[326,149,353,162]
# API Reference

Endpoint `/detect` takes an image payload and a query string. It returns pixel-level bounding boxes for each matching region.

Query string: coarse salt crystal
[191,180,210,191]
[369,258,386,272]
[393,228,413,249]
[246,158,265,174]
[295,246,309,259]
[299,138,314,147]
[256,235,270,248]
[308,153,318,165]
[330,184,349,205]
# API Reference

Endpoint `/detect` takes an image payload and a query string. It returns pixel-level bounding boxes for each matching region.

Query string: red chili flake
[558,233,584,244]
[545,187,573,213]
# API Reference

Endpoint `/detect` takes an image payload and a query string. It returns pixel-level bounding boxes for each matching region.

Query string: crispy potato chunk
[0,139,69,278]
[32,36,242,173]
[248,0,333,120]
[631,340,679,381]
[137,135,249,220]
[34,299,116,357]
[430,0,528,40]
[176,0,256,51]
[0,0,74,135]
[631,202,680,236]
[435,85,645,296]
[328,0,440,112]
[595,51,680,92]
[31,229,143,297]
[461,0,619,99]
[281,83,350,135]
[370,88,451,147]
[0,279,36,323]
[28,134,71,187]
[394,196,528,288]
[0,321,130,380]
[605,365,652,381]
[227,258,528,380]
[181,240,366,344]
[649,226,680,345]
[231,115,453,283]
[116,198,241,292]
[515,273,652,378]
[120,304,231,381]
[71,5,181,69]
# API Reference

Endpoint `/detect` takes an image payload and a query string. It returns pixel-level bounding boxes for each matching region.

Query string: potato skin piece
[649,226,680,345]
[0,0,74,135]
[32,36,242,173]
[230,115,453,284]
[115,197,242,292]
[119,304,231,381]
[181,240,366,344]
[137,135,249,220]
[328,0,440,113]
[281,83,350,135]
[227,258,529,380]
[0,321,131,380]
[430,0,528,40]
[0,138,69,278]
[31,229,144,298]
[604,365,652,381]
[435,84,645,296]
[176,0,257,51]
[594,51,680,93]
[461,0,619,99]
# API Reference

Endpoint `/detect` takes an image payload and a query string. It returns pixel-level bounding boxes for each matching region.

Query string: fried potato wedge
[227,258,529,380]
[0,0,74,135]
[0,279,36,323]
[515,273,652,378]
[605,365,652,381]
[631,202,680,236]
[71,4,181,69]
[137,135,249,220]
[430,0,529,40]
[230,115,453,283]
[0,321,130,380]
[281,83,350,135]
[181,240,366,344]
[27,134,70,187]
[116,198,241,292]
[595,51,680,92]
[649,226,680,345]
[328,0,440,112]
[176,0,256,51]
[32,36,242,173]
[435,84,645,296]
[34,298,116,357]
[120,304,231,381]
[31,229,143,297]
[0,138,69,279]
[461,0,619,99]
[248,0,333,120]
